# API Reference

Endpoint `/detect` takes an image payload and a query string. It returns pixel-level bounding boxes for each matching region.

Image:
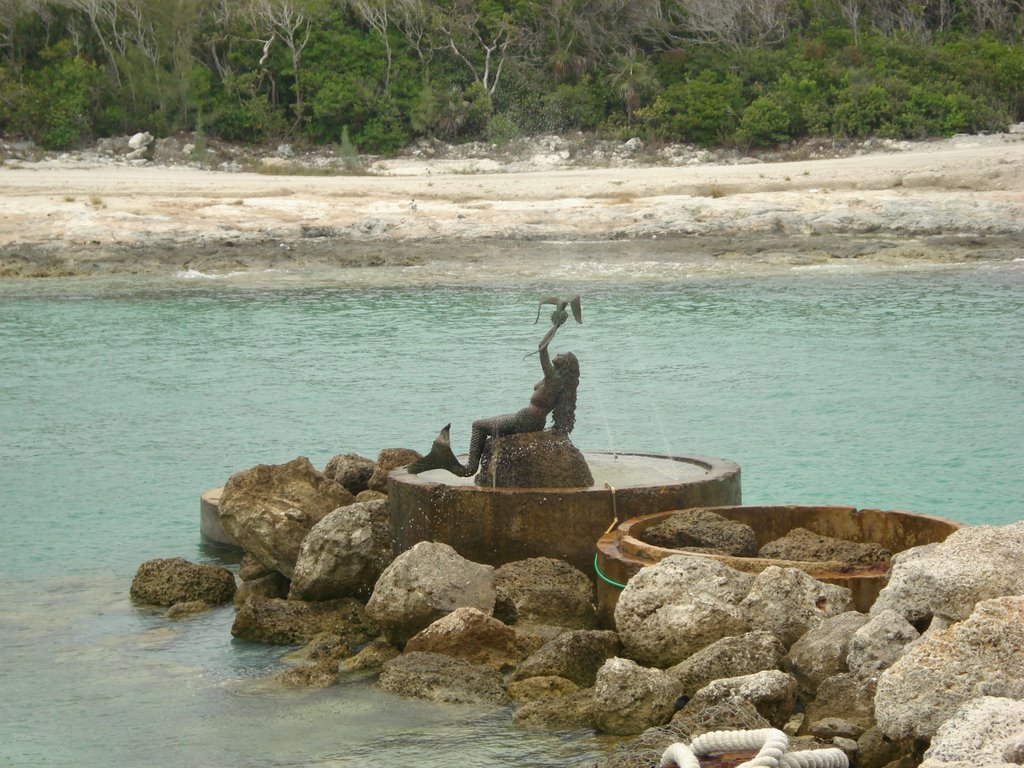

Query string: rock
[367,447,421,492]
[233,570,290,607]
[875,595,1024,740]
[376,651,509,706]
[356,489,387,502]
[494,557,596,628]
[593,657,683,735]
[810,717,866,739]
[365,541,495,647]
[871,522,1024,624]
[685,670,798,729]
[759,527,891,565]
[740,566,853,647]
[801,673,876,736]
[642,508,758,556]
[920,697,1024,767]
[322,452,375,495]
[218,456,356,578]
[239,552,274,581]
[511,688,597,730]
[783,611,870,696]
[512,629,622,688]
[847,609,920,679]
[341,639,400,671]
[476,431,593,488]
[275,658,338,688]
[288,499,393,601]
[614,555,754,667]
[507,676,580,702]
[596,723,692,768]
[283,632,352,664]
[667,630,786,697]
[856,726,907,768]
[230,595,377,645]
[404,607,523,672]
[673,695,771,735]
[128,131,153,150]
[130,557,236,606]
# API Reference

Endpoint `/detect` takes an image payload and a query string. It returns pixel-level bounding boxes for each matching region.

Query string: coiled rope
[658,728,849,768]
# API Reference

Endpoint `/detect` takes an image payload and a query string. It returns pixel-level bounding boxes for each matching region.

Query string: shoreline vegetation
[1,129,1023,279]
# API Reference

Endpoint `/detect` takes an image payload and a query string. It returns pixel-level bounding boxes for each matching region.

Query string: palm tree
[606,49,658,126]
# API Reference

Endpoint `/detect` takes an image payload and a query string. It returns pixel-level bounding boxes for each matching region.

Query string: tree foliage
[0,0,1020,151]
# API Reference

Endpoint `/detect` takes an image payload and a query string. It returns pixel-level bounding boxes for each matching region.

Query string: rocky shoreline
[2,130,1022,278]
[131,452,1024,768]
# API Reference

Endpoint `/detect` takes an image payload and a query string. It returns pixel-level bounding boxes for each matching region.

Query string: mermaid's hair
[550,352,580,435]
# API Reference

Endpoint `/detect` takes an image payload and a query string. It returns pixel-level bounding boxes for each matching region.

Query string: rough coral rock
[288,499,393,601]
[130,557,236,606]
[476,431,594,488]
[367,447,421,492]
[322,452,375,495]
[667,630,786,697]
[614,555,754,667]
[218,456,356,578]
[365,541,495,647]
[759,527,891,566]
[875,595,1024,741]
[920,696,1024,767]
[231,595,377,646]
[783,611,869,696]
[593,657,683,735]
[512,629,621,688]
[494,557,596,629]
[740,565,853,647]
[404,607,524,671]
[376,651,509,706]
[871,521,1024,624]
[642,508,758,556]
[684,670,798,729]
[846,608,920,679]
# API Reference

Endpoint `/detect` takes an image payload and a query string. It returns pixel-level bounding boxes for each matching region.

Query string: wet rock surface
[476,432,594,488]
[494,556,597,629]
[130,557,236,607]
[759,527,892,566]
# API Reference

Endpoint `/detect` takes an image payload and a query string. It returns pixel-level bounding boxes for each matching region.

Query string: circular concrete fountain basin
[595,505,963,620]
[387,452,741,576]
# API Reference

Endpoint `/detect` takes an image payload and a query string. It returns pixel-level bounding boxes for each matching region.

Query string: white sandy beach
[1,131,1022,277]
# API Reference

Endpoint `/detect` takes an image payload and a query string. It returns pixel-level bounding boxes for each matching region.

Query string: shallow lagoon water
[1,253,1022,766]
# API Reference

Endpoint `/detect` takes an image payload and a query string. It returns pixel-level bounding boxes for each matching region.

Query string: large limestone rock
[322,452,375,495]
[288,499,393,601]
[672,697,771,737]
[494,557,596,628]
[477,431,593,488]
[218,456,355,578]
[782,611,870,697]
[592,657,683,735]
[404,607,524,672]
[875,595,1024,741]
[846,608,920,679]
[614,555,754,667]
[512,629,622,688]
[740,565,853,647]
[667,630,786,697]
[376,651,509,706]
[871,522,1024,624]
[642,508,758,556]
[684,670,798,729]
[130,557,236,606]
[365,541,495,647]
[920,697,1024,767]
[231,595,377,645]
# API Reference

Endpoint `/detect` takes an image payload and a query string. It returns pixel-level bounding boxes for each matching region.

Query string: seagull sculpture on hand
[533,294,582,352]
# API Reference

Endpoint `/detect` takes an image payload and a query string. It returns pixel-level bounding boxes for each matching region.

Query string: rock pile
[130,454,1024,768]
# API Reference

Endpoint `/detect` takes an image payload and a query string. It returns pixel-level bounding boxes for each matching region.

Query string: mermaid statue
[407,295,582,478]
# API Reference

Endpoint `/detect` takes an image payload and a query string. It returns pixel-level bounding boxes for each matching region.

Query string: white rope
[658,728,849,768]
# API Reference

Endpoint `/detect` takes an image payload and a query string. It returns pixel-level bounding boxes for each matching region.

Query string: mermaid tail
[407,424,473,477]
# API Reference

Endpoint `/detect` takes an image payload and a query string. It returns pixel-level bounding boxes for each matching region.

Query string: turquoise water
[1,255,1022,766]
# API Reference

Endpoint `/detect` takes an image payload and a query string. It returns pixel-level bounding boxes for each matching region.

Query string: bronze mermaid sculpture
[407,295,582,478]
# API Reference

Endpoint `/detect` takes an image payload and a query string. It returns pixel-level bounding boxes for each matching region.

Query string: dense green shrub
[638,72,744,145]
[736,95,793,147]
[14,42,102,149]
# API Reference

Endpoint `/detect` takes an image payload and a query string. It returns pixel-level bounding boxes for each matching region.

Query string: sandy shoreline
[1,132,1022,278]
